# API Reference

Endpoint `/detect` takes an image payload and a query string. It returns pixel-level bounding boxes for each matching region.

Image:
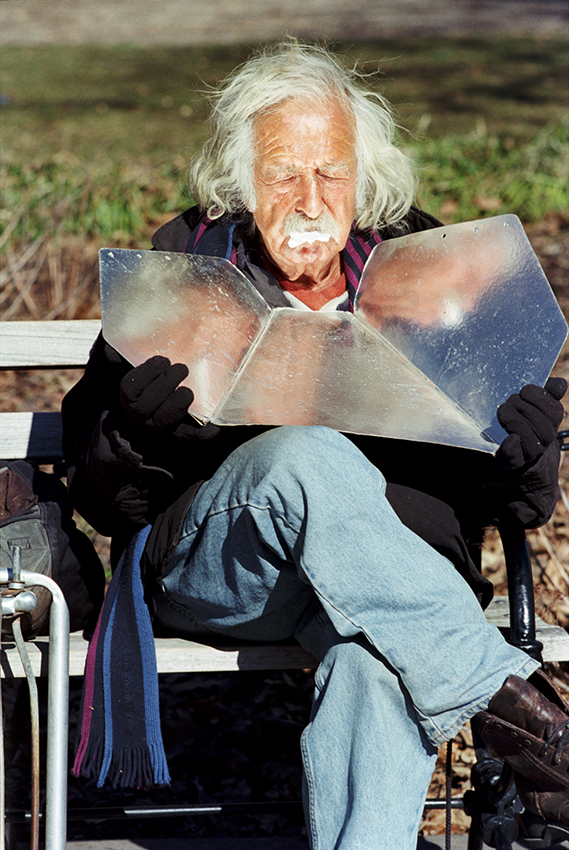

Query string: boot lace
[539,718,569,766]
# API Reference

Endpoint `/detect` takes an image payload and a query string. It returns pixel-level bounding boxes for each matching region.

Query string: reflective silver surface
[100,251,270,419]
[356,215,568,444]
[100,215,567,453]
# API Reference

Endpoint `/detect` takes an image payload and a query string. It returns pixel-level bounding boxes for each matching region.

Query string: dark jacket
[61,207,561,611]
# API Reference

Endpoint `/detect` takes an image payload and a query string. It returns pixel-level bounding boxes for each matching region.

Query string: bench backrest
[0,320,101,460]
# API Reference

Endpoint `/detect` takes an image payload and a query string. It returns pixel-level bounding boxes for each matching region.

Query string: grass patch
[2,37,568,144]
[414,122,569,223]
[1,37,568,318]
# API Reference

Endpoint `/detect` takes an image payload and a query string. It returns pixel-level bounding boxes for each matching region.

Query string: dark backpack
[0,460,105,638]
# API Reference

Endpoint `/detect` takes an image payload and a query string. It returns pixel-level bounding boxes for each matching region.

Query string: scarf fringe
[72,738,104,783]
[73,738,170,788]
[104,744,170,789]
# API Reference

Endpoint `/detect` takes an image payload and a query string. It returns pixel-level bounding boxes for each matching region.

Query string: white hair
[189,42,417,231]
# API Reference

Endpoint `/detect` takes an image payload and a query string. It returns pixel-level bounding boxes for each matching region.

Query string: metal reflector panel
[100,215,567,454]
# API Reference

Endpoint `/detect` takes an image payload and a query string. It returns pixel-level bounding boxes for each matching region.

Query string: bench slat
[0,411,63,460]
[484,596,569,662]
[1,633,318,678]
[0,319,100,368]
[2,598,567,678]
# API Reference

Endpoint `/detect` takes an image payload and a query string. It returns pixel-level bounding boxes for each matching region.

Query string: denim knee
[313,636,383,695]
[245,424,348,464]
[231,424,379,491]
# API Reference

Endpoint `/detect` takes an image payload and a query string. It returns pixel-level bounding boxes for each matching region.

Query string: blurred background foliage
[1,37,568,255]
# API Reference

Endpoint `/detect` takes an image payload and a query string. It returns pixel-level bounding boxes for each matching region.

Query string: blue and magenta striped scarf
[73,525,170,788]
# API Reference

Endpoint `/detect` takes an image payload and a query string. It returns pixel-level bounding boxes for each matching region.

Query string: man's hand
[119,355,218,440]
[495,377,567,470]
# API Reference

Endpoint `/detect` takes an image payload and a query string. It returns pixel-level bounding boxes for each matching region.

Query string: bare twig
[559,480,569,515]
[3,245,47,320]
[0,235,46,286]
[0,192,35,252]
[528,538,559,592]
[537,526,569,590]
[44,266,96,320]
[47,241,63,308]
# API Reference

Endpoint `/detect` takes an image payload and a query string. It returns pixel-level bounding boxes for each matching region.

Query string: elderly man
[63,43,568,849]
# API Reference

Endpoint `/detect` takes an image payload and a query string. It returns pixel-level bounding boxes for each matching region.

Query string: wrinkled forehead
[252,96,357,165]
[254,92,355,124]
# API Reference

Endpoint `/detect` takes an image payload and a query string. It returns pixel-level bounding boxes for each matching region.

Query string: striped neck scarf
[186,213,382,311]
[73,525,170,788]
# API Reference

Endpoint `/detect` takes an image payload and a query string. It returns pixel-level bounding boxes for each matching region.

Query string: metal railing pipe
[20,569,70,850]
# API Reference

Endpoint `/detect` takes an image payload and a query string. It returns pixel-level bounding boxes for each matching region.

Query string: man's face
[250,98,358,284]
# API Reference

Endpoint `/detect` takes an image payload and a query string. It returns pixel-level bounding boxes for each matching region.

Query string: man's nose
[295,172,325,219]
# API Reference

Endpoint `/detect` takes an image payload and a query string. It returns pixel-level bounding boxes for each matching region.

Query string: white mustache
[285,212,340,248]
[288,231,331,248]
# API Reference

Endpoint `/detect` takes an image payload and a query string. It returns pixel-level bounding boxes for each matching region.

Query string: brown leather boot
[515,772,569,825]
[471,670,569,825]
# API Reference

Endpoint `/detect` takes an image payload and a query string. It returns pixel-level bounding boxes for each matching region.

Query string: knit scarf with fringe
[72,525,170,788]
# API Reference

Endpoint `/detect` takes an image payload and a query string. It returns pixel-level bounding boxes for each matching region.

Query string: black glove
[495,377,567,470]
[119,355,219,441]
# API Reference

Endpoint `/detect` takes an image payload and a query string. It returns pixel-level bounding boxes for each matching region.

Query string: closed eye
[318,170,351,181]
[318,160,352,177]
[261,165,352,184]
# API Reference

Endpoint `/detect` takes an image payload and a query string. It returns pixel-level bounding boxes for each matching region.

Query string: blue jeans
[155,426,538,849]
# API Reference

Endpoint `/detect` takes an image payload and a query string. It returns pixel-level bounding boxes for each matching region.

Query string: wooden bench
[2,319,567,669]
[2,593,567,679]
[1,318,568,848]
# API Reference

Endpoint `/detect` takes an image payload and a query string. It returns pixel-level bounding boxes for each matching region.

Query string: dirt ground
[1,0,568,45]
